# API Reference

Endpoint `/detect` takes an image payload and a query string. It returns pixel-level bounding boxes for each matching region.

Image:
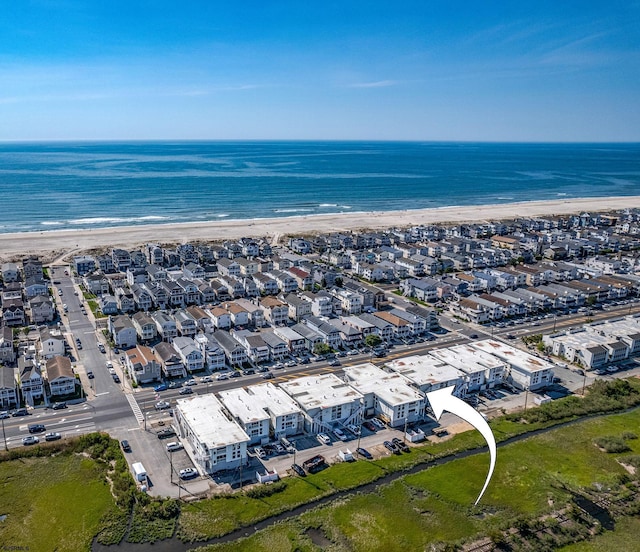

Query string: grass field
[0,453,114,552]
[558,516,640,551]
[191,408,640,552]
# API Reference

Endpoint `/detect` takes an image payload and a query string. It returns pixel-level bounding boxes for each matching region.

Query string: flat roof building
[429,343,507,391]
[174,394,250,474]
[343,363,425,427]
[472,339,554,391]
[279,373,363,434]
[386,354,466,395]
[218,388,271,445]
[244,382,304,437]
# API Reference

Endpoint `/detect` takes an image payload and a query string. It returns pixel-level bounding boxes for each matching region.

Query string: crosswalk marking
[125,394,145,425]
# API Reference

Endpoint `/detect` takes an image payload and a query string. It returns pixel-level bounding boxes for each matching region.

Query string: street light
[523,385,530,411]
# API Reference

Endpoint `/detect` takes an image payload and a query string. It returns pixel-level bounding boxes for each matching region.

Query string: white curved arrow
[427,386,496,506]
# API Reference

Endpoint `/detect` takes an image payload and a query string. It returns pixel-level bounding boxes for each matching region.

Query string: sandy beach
[2,196,639,262]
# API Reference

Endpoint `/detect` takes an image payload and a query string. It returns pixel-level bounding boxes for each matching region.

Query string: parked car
[216,373,229,381]
[316,433,331,445]
[154,383,168,392]
[179,468,198,479]
[87,371,94,379]
[0,411,9,420]
[262,371,274,379]
[200,376,213,383]
[383,440,399,454]
[155,401,171,410]
[392,437,410,453]
[347,424,360,435]
[370,417,386,429]
[291,463,306,476]
[51,402,67,410]
[362,421,377,432]
[184,378,198,386]
[12,408,29,417]
[157,428,176,439]
[255,446,266,459]
[112,374,121,383]
[120,440,132,452]
[22,435,40,445]
[168,381,182,389]
[28,424,46,433]
[166,441,184,452]
[45,432,62,441]
[178,387,193,395]
[333,428,348,441]
[356,447,373,460]
[328,359,341,367]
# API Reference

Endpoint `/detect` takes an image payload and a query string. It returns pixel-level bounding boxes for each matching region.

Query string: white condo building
[343,363,426,427]
[386,354,466,396]
[245,382,305,437]
[429,343,507,392]
[279,373,363,433]
[174,395,250,474]
[472,340,554,391]
[218,388,271,445]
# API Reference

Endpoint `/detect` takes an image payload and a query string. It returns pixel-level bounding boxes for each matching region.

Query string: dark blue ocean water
[0,141,639,234]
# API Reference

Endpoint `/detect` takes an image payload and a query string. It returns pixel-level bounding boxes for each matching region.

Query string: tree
[313,342,332,356]
[364,334,382,348]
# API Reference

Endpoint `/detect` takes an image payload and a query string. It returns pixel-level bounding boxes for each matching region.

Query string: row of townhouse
[172,340,554,475]
[0,352,78,409]
[543,315,640,369]
[1,258,58,328]
[452,273,635,323]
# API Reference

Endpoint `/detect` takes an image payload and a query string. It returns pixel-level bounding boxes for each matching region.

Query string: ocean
[0,141,639,234]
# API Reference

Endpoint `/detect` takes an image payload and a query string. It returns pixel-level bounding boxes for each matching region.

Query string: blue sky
[1,1,639,141]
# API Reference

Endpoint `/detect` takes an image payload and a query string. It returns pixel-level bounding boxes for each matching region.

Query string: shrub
[594,436,631,453]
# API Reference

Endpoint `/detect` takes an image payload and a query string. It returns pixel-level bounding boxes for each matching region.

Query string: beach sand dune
[2,196,639,262]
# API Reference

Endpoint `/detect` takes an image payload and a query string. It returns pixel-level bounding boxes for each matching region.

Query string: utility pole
[1,417,7,451]
[523,386,530,411]
[403,417,408,444]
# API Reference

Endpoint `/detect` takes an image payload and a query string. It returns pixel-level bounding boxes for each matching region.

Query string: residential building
[174,395,250,474]
[108,315,137,349]
[131,312,157,342]
[0,326,16,363]
[39,328,65,359]
[17,356,44,405]
[244,382,304,437]
[343,363,425,427]
[125,345,162,384]
[46,356,76,397]
[172,337,205,373]
[0,365,18,409]
[387,354,466,396]
[154,342,186,378]
[193,334,227,370]
[473,340,554,391]
[212,330,247,366]
[279,373,364,433]
[218,388,271,445]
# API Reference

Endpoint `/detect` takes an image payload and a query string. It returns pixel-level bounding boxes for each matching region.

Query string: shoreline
[3,196,640,261]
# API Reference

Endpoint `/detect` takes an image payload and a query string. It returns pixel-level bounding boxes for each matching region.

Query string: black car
[291,463,306,477]
[392,438,410,453]
[262,372,274,379]
[87,371,94,379]
[120,440,132,452]
[356,447,373,460]
[12,408,29,417]
[52,402,67,410]
[383,440,399,454]
[112,374,121,383]
[28,424,46,433]
[157,428,176,439]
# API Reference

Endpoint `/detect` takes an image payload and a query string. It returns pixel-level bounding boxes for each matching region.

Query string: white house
[172,336,205,373]
[46,356,76,397]
[39,328,65,359]
[108,315,137,349]
[244,382,304,437]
